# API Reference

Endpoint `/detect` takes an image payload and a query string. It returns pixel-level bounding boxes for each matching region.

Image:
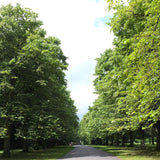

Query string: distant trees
[0,4,78,157]
[79,0,160,151]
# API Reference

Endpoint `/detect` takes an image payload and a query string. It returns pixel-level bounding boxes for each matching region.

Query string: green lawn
[0,146,73,160]
[91,145,160,160]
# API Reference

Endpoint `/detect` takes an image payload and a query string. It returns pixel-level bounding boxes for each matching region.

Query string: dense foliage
[79,0,160,151]
[0,4,78,157]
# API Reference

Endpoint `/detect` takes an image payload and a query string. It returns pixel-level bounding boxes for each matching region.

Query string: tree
[80,0,160,150]
[0,4,78,157]
[0,4,43,157]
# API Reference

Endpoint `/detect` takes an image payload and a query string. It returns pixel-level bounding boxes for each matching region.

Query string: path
[58,145,121,160]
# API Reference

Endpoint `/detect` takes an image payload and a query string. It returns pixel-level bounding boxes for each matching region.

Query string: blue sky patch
[94,16,111,27]
[96,0,107,3]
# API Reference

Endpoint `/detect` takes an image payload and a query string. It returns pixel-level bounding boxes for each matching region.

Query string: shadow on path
[58,145,121,160]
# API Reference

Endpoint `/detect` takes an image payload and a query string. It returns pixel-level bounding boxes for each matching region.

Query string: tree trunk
[42,140,47,149]
[140,127,145,149]
[3,124,12,157]
[23,139,29,152]
[155,121,160,151]
[129,131,134,147]
[151,127,155,145]
[121,134,125,147]
[105,136,109,146]
[149,137,151,144]
[152,136,155,145]
[116,134,119,146]
[110,135,114,146]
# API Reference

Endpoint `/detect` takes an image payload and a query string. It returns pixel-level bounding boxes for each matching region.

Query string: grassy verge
[0,145,73,160]
[90,145,160,160]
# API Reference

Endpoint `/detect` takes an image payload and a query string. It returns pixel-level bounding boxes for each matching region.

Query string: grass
[90,145,160,160]
[0,145,73,160]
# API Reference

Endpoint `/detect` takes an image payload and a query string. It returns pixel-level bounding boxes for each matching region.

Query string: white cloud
[71,83,98,120]
[72,84,97,105]
[0,0,114,120]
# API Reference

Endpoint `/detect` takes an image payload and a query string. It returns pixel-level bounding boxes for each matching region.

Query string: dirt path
[58,145,121,160]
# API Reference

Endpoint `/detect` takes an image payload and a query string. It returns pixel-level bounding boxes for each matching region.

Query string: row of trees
[0,4,78,157]
[79,0,160,150]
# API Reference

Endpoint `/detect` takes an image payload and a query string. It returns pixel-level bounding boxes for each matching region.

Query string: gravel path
[58,145,121,160]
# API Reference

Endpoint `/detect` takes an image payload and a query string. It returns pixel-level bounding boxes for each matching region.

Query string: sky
[0,0,114,120]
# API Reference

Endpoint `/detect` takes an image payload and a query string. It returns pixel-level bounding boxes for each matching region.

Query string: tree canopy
[0,4,78,157]
[79,0,160,151]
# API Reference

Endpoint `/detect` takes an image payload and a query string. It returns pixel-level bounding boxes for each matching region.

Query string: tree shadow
[0,146,73,160]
